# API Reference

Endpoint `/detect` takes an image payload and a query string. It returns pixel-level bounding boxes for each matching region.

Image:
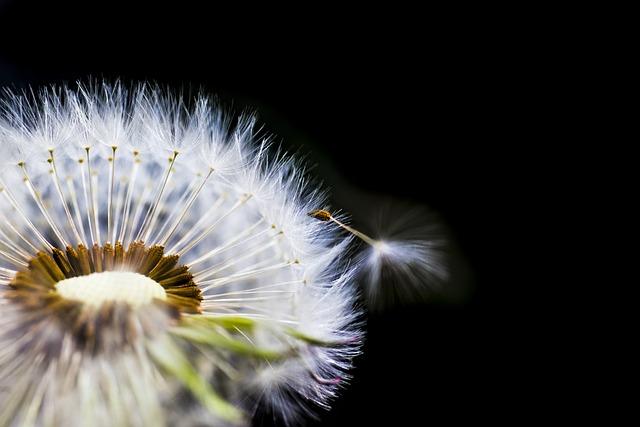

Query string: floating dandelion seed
[0,83,361,426]
[310,208,449,309]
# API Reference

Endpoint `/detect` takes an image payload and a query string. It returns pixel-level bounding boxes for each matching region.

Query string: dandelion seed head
[0,81,361,426]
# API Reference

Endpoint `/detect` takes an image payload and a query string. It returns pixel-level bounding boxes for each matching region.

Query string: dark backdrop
[0,2,515,425]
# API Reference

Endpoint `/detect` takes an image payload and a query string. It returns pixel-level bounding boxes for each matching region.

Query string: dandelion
[0,83,361,426]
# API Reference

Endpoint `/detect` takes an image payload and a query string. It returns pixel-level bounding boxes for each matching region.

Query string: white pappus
[309,205,449,310]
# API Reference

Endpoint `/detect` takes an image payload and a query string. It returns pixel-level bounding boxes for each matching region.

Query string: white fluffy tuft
[359,206,449,309]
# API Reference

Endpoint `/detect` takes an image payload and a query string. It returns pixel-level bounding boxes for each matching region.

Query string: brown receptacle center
[7,241,202,353]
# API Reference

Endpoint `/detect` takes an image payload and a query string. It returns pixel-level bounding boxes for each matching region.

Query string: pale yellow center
[55,271,166,308]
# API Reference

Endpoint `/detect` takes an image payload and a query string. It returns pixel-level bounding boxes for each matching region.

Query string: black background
[0,2,519,425]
